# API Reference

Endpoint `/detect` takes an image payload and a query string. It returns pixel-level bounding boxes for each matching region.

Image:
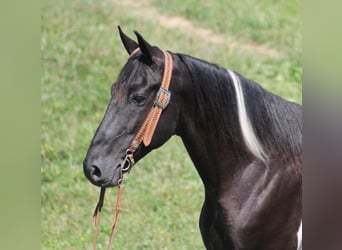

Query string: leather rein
[92,49,173,250]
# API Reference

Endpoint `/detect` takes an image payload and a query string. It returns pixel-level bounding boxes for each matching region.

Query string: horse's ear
[118,26,138,55]
[134,31,156,63]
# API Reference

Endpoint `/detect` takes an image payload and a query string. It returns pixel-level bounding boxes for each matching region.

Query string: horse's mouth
[101,164,122,188]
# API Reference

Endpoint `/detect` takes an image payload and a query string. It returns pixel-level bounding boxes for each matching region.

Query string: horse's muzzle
[83,160,122,187]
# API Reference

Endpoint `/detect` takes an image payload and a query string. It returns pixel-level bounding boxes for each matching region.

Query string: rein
[92,49,173,249]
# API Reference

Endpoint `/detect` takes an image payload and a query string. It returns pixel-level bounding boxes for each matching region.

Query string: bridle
[119,48,173,174]
[92,49,173,250]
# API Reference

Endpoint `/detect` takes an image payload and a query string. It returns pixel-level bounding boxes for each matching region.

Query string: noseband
[92,49,173,250]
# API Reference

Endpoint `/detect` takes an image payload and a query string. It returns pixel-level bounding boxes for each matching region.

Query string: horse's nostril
[91,165,102,179]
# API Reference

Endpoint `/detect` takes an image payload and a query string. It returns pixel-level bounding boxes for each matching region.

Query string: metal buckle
[154,88,171,110]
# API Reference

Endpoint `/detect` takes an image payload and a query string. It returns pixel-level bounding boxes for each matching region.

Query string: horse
[83,27,302,250]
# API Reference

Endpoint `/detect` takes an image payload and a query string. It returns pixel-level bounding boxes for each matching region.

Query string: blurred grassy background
[41,0,301,249]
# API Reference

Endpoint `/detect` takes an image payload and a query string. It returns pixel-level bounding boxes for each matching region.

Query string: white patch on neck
[227,69,268,163]
[297,220,302,250]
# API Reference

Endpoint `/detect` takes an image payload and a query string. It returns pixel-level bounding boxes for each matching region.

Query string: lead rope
[107,184,124,250]
[93,187,106,250]
[93,183,124,250]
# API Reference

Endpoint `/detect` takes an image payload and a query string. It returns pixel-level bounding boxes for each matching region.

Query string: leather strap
[107,184,124,250]
[93,188,106,250]
[129,50,173,154]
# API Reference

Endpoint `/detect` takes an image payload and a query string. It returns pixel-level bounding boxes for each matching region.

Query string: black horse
[83,27,302,250]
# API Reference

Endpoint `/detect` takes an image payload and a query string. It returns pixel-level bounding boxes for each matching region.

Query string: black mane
[178,53,302,164]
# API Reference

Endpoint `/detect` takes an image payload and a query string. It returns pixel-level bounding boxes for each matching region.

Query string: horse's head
[83,27,183,187]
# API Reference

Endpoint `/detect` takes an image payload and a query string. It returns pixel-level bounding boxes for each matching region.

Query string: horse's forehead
[119,58,162,86]
[121,60,145,80]
[113,60,156,102]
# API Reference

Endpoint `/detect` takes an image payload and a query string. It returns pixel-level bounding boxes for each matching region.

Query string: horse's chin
[88,164,122,188]
[101,179,120,188]
[103,165,122,187]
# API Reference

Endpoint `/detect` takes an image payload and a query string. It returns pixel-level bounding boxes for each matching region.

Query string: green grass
[41,0,301,249]
[154,0,301,51]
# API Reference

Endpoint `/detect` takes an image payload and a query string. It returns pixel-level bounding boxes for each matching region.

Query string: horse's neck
[178,112,250,193]
[174,61,251,190]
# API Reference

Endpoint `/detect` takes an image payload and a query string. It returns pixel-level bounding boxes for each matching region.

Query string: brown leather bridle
[92,49,173,250]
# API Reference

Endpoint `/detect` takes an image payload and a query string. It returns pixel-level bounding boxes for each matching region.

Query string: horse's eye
[132,95,147,106]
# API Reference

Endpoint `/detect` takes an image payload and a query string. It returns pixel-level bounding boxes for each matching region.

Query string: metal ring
[121,159,131,172]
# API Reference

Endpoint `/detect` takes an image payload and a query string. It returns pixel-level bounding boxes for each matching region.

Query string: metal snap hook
[121,149,133,173]
[121,158,131,172]
[118,178,123,185]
